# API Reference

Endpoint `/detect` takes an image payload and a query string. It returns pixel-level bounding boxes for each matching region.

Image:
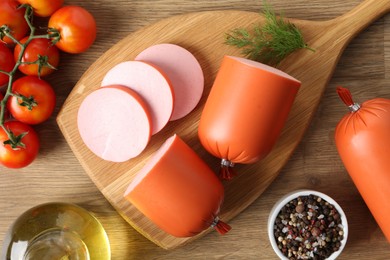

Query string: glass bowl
[1,202,111,260]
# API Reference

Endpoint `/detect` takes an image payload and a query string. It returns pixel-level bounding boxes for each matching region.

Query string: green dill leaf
[224,2,313,66]
[225,28,253,48]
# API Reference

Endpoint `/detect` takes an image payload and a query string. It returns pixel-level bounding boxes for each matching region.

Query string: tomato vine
[0,4,53,147]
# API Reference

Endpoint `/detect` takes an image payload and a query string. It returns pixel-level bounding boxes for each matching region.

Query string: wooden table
[1,0,390,259]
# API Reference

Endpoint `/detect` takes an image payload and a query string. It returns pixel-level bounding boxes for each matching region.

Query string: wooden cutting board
[56,0,390,249]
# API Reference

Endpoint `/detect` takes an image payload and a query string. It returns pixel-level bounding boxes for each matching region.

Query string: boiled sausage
[124,134,230,237]
[198,56,301,179]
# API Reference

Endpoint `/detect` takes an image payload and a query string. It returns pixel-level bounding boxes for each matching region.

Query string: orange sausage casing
[198,56,301,177]
[124,134,230,237]
[335,87,390,242]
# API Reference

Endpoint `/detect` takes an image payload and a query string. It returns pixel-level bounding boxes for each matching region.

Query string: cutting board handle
[331,0,390,38]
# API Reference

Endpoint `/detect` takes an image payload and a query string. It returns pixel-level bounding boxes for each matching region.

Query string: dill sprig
[225,3,313,66]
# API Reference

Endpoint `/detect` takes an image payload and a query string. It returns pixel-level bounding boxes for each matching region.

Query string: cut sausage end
[227,56,301,85]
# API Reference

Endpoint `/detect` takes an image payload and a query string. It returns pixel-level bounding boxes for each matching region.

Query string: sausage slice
[78,85,152,162]
[135,43,204,121]
[101,61,174,135]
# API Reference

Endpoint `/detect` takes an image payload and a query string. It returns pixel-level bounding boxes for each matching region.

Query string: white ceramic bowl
[268,190,348,260]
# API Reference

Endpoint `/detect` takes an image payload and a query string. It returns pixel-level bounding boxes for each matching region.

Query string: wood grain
[56,0,390,250]
[1,0,390,259]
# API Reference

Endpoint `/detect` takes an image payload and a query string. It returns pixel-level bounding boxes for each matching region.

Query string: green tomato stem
[10,93,38,111]
[0,69,10,76]
[47,28,61,45]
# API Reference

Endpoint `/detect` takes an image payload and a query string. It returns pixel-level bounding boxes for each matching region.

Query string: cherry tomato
[0,42,15,86]
[17,0,63,17]
[0,0,29,45]
[7,76,56,125]
[14,37,60,77]
[48,6,96,54]
[0,120,39,168]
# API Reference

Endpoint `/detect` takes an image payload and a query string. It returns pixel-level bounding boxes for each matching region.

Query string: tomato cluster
[0,0,96,168]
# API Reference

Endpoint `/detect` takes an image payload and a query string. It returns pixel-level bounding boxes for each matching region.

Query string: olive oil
[1,202,111,260]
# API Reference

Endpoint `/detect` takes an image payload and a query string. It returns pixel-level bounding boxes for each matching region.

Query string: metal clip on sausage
[220,159,236,180]
[210,216,231,235]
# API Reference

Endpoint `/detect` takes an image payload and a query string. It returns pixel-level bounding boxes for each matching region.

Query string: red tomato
[0,120,39,168]
[0,0,29,44]
[48,6,96,54]
[17,0,63,17]
[0,42,15,86]
[14,37,60,77]
[7,76,56,125]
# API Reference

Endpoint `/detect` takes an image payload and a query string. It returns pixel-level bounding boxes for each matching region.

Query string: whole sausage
[335,87,390,242]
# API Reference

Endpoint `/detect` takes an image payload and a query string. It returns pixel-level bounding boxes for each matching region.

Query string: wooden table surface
[1,0,390,259]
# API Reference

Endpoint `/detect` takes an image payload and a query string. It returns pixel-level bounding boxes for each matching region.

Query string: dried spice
[273,194,344,259]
